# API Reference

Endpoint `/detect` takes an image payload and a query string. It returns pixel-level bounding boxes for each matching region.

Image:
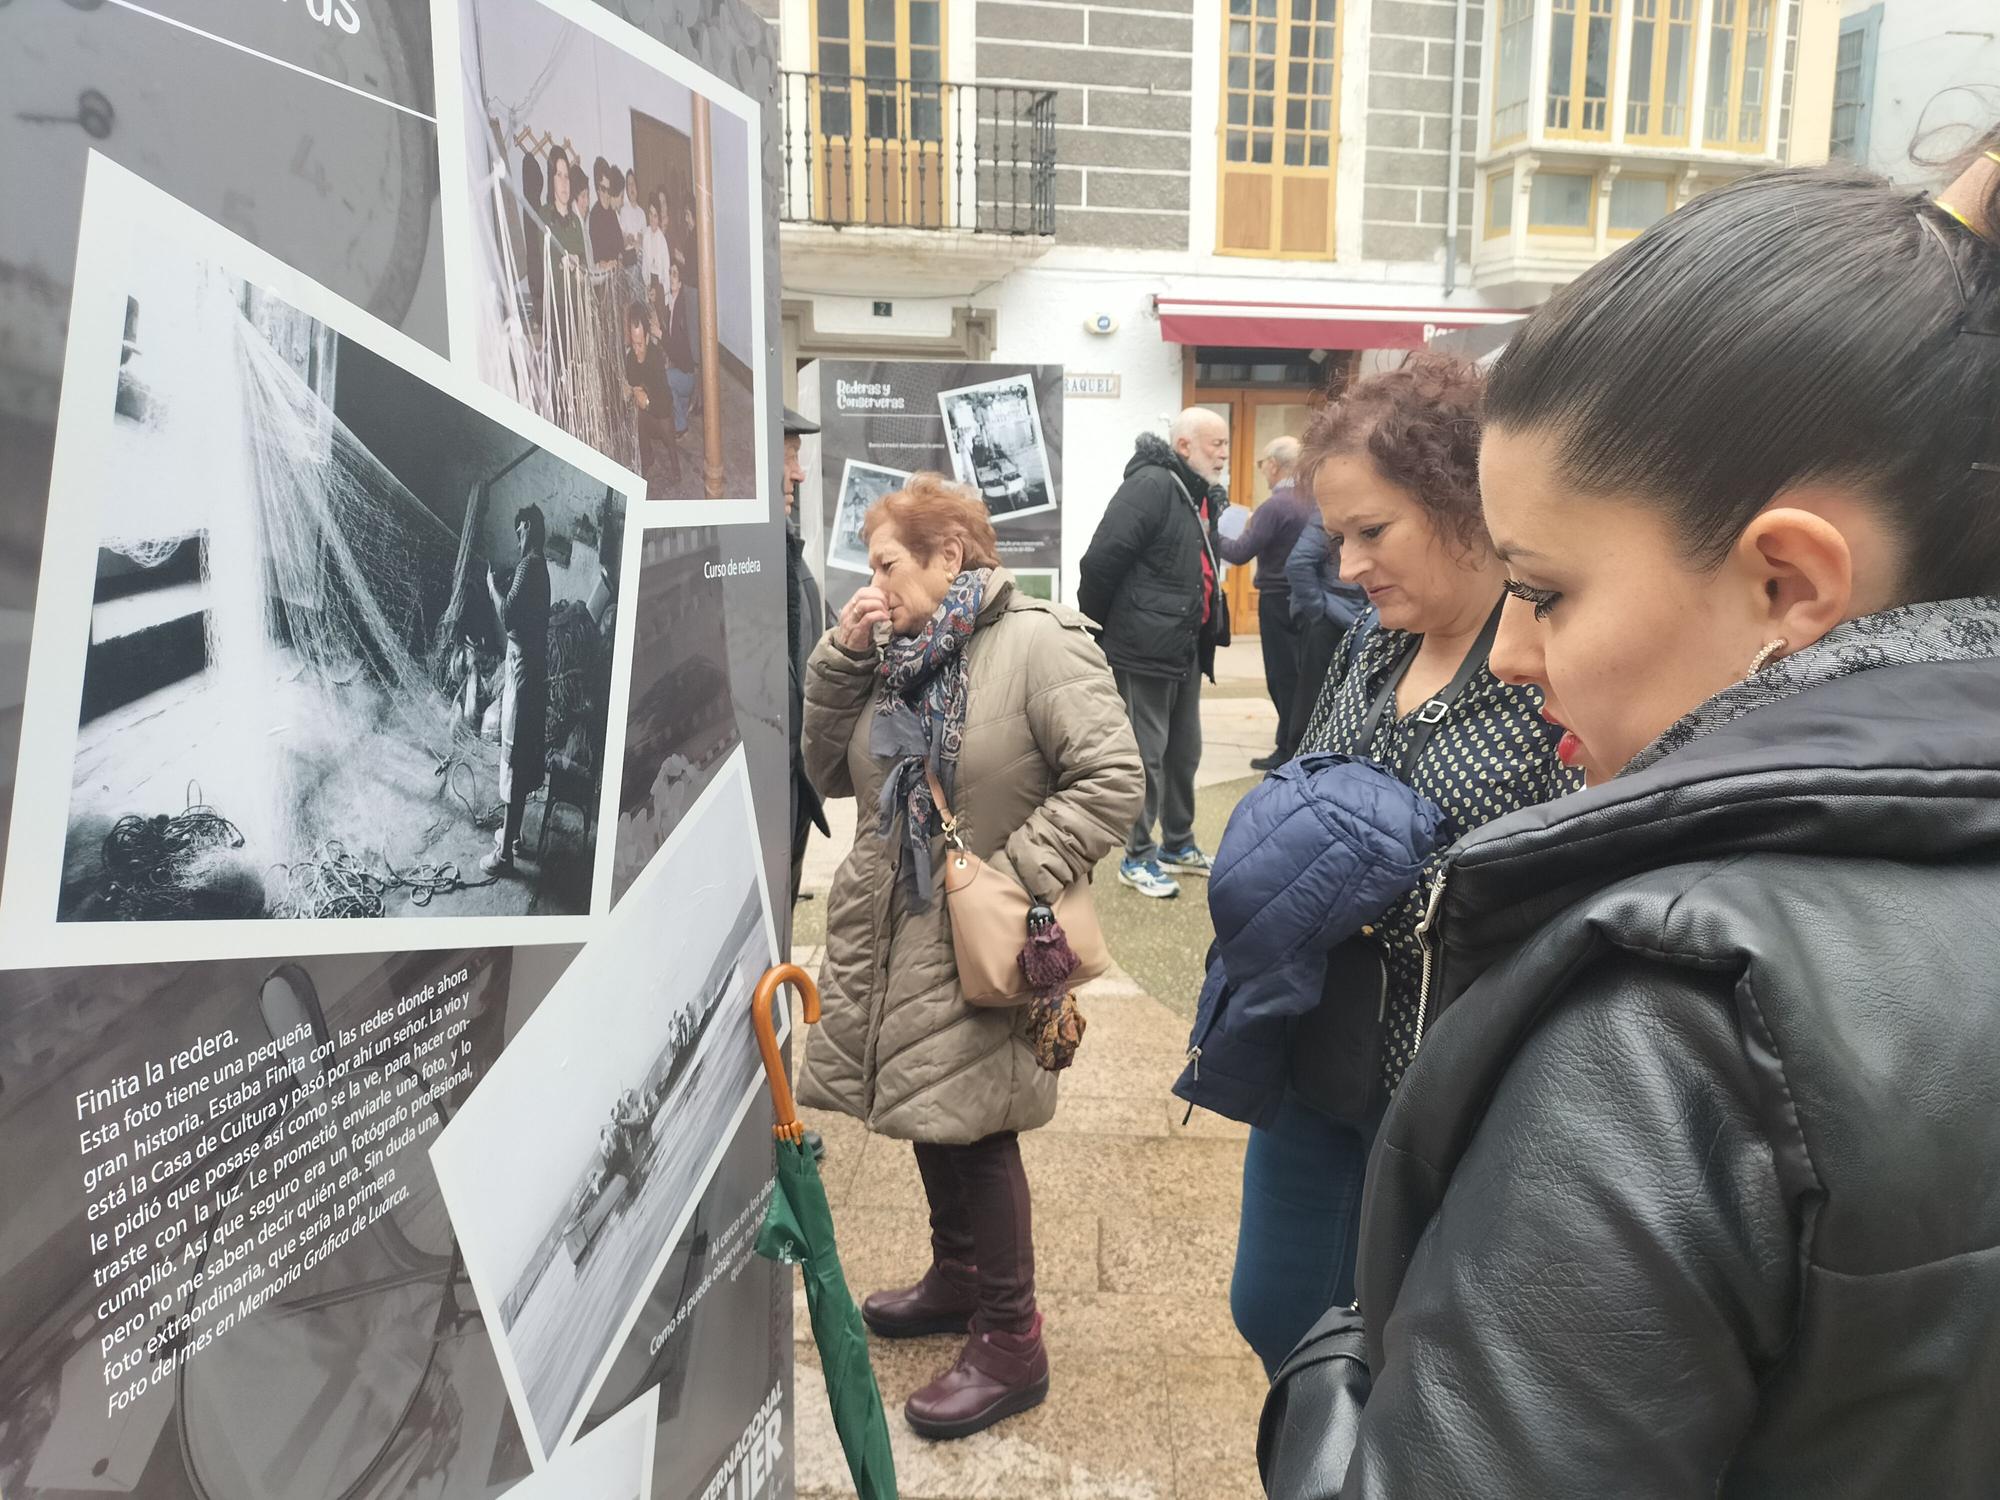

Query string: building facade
[757,0,1838,609]
[1829,0,1999,184]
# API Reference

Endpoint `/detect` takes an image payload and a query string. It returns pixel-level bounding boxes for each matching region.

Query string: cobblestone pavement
[786,641,1280,1499]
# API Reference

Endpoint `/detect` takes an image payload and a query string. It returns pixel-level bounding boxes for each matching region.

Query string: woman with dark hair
[1262,138,2000,1496]
[800,474,1142,1442]
[540,147,586,265]
[1226,354,1578,1375]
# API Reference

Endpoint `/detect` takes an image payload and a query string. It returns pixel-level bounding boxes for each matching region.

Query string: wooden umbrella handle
[753,964,820,1144]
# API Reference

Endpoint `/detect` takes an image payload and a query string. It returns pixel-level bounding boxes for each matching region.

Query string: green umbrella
[754,965,897,1500]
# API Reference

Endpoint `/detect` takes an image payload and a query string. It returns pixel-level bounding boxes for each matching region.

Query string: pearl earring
[1747,638,1789,676]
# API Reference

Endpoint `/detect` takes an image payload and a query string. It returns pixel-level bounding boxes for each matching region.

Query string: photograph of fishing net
[61,258,627,924]
[452,0,763,505]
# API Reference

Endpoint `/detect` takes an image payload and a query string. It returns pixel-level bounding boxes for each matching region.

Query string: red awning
[1154,296,1524,351]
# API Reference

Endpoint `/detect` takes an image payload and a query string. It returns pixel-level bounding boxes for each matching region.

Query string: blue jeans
[1231,1092,1377,1376]
[667,366,695,434]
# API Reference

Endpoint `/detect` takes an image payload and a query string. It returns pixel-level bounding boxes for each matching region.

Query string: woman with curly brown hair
[1227,353,1579,1373]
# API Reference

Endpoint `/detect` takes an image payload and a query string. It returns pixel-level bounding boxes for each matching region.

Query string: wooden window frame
[1606,172,1671,236]
[1526,168,1597,235]
[1490,0,1535,146]
[1484,169,1514,237]
[1703,0,1776,154]
[1624,0,1695,146]
[1544,0,1620,142]
[807,0,951,225]
[1215,0,1343,260]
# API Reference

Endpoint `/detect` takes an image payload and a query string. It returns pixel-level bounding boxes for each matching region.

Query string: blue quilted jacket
[1172,753,1445,1128]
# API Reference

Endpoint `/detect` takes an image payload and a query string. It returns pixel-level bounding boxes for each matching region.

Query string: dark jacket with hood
[1078,432,1229,681]
[1306,629,2000,1497]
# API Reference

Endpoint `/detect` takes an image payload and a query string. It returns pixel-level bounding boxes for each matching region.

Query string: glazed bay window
[1492,0,1534,144]
[1545,0,1617,139]
[1626,0,1693,144]
[1218,0,1340,258]
[1705,0,1774,151]
[1486,171,1514,236]
[1528,170,1594,231]
[1609,174,1670,233]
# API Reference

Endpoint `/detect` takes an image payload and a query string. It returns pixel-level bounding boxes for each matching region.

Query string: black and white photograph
[428,755,780,1464]
[827,459,909,575]
[499,1387,655,1499]
[611,526,789,903]
[440,0,767,514]
[937,371,1056,522]
[2,160,640,966]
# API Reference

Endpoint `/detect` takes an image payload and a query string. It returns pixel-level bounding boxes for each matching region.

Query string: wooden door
[810,0,947,227]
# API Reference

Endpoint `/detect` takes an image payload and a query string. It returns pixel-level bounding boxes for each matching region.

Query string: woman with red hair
[799,474,1143,1440]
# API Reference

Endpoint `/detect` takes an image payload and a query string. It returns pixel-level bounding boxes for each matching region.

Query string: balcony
[777,72,1059,295]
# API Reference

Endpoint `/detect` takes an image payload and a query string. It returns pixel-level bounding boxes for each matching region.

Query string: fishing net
[466,133,644,472]
[83,262,509,916]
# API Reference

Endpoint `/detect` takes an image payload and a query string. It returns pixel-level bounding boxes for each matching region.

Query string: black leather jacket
[1077,433,1227,681]
[1333,658,2000,1497]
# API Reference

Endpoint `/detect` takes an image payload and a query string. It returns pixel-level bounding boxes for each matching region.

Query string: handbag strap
[1356,598,1504,780]
[923,763,967,851]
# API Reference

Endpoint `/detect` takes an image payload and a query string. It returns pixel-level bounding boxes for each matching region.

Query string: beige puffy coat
[797,572,1144,1144]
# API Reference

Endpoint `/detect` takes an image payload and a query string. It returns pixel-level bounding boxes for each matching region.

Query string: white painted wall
[1844,0,2000,182]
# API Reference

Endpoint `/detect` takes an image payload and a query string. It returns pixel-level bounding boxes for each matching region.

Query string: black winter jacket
[1078,433,1228,681]
[1336,658,2000,1497]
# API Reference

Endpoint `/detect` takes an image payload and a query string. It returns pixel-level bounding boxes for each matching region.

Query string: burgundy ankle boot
[861,1259,978,1339]
[903,1315,1050,1440]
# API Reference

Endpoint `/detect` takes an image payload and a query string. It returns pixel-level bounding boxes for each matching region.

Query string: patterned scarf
[872,568,992,907]
[1625,594,2000,776]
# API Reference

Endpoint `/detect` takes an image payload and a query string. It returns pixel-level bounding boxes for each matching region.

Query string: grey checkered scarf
[1624,595,2000,777]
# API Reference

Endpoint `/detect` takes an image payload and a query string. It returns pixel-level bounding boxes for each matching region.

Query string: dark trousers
[1290,613,1344,755]
[499,785,532,857]
[913,1132,1037,1334]
[636,407,679,482]
[1258,590,1304,756]
[1114,657,1203,862]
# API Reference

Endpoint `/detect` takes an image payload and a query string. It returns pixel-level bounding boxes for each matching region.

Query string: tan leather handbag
[926,767,1110,1007]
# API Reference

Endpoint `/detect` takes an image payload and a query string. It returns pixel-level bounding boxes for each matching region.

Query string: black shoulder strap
[1357,598,1504,779]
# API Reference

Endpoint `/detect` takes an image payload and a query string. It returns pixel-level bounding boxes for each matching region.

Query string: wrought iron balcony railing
[778,71,1058,236]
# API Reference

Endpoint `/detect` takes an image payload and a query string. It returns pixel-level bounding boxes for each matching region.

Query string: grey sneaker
[1159,844,1214,876]
[1118,857,1180,899]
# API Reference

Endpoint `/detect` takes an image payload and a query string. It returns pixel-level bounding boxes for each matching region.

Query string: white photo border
[429,748,783,1467]
[935,371,1057,525]
[431,0,772,530]
[827,459,909,576]
[498,1384,659,1497]
[0,153,645,972]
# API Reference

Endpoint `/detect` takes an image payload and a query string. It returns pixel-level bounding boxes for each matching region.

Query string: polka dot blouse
[1297,614,1582,1091]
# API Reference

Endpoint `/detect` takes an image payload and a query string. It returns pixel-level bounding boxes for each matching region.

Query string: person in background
[642,195,672,303]
[623,303,676,488]
[588,158,624,269]
[1078,408,1231,900]
[541,147,586,265]
[781,406,828,904]
[800,475,1142,1441]
[1283,510,1370,757]
[482,504,553,879]
[1270,133,2000,1499]
[661,253,699,441]
[518,150,547,329]
[617,165,646,265]
[1228,354,1576,1374]
[1218,436,1314,769]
